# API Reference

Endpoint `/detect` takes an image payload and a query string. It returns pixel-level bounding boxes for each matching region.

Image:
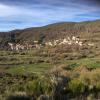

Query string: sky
[0,0,100,31]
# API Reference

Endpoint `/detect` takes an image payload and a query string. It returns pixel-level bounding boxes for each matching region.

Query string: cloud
[0,0,100,7]
[0,0,100,31]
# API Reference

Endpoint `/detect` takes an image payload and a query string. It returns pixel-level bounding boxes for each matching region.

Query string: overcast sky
[0,0,100,31]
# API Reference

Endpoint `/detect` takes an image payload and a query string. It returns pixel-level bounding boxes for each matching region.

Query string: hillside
[0,20,100,100]
[0,20,100,49]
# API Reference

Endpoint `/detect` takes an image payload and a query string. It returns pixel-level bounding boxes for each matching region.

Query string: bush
[25,78,51,98]
[96,82,100,90]
[68,79,86,94]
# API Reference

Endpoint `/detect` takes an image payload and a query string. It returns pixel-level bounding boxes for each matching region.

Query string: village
[8,36,94,51]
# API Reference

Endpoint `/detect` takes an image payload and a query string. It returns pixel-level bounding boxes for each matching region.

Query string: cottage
[72,36,76,41]
[88,43,94,46]
[8,43,15,50]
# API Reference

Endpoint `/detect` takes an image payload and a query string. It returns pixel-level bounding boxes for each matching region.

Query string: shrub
[68,79,86,94]
[96,81,100,90]
[25,78,51,97]
[68,63,79,69]
[25,80,41,96]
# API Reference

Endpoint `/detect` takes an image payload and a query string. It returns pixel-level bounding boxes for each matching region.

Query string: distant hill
[0,20,100,49]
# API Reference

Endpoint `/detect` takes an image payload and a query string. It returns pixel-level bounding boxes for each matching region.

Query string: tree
[9,34,16,43]
[38,33,45,45]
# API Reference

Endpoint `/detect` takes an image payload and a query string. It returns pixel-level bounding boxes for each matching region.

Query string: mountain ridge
[0,20,100,49]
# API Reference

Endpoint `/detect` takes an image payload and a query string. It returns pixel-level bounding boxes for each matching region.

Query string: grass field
[0,49,100,100]
[6,63,52,75]
[0,49,100,75]
[0,50,52,74]
[61,57,100,68]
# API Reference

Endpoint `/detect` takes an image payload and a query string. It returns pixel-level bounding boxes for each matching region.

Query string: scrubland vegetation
[0,64,100,100]
[0,47,100,100]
